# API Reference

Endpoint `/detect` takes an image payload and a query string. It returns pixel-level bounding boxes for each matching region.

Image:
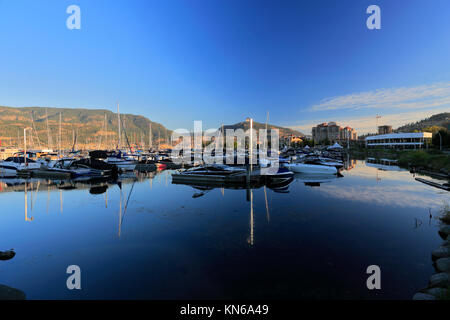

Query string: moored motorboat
[284,162,338,174]
[0,156,41,178]
[105,151,136,172]
[263,167,294,188]
[172,164,246,183]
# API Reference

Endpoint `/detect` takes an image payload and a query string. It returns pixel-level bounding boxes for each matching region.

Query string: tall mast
[149,122,152,149]
[59,112,62,157]
[46,109,52,150]
[117,102,121,149]
[104,114,107,150]
[29,111,41,149]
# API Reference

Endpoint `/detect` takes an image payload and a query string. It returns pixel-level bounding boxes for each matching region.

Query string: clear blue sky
[1,0,449,134]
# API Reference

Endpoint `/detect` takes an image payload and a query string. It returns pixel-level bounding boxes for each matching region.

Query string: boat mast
[29,111,40,150]
[104,114,108,150]
[59,112,62,158]
[149,122,152,150]
[250,118,253,172]
[117,102,121,150]
[45,109,52,150]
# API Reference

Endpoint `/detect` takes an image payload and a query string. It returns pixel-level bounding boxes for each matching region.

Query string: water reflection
[0,160,447,299]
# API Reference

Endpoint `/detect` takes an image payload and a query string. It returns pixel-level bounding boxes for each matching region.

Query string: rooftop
[366,132,432,141]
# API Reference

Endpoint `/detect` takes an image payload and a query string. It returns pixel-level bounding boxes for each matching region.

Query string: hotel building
[312,122,357,144]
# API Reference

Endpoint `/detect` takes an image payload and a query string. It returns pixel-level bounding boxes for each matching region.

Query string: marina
[1,0,450,307]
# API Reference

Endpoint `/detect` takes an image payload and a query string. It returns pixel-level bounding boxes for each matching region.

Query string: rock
[424,287,450,299]
[438,225,450,240]
[432,246,450,260]
[429,272,450,288]
[413,292,436,300]
[0,284,26,300]
[445,236,450,246]
[0,250,15,261]
[435,257,450,272]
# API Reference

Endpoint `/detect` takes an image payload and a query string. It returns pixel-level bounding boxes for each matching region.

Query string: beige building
[378,125,393,135]
[312,122,357,144]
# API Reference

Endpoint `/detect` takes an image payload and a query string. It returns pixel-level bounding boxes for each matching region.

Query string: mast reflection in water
[0,161,447,299]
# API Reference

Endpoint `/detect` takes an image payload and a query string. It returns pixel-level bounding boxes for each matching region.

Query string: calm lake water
[0,160,448,299]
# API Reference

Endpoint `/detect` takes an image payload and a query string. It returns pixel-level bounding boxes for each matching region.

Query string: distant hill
[396,112,450,133]
[0,106,171,149]
[221,119,304,137]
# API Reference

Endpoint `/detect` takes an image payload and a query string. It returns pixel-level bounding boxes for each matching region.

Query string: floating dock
[415,178,450,191]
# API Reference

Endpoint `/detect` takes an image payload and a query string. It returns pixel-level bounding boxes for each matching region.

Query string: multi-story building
[378,125,393,135]
[312,122,357,144]
[365,132,432,149]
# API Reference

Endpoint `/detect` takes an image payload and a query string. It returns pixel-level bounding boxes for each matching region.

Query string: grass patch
[397,150,450,173]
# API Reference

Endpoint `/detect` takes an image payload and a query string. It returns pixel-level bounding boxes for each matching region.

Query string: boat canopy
[328,142,343,149]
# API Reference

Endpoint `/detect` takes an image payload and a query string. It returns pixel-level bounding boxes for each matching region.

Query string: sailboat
[105,103,137,172]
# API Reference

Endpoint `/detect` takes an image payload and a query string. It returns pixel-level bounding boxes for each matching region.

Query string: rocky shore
[413,214,450,300]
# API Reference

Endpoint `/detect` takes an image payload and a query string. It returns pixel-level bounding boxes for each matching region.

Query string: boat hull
[0,165,18,178]
[284,163,337,174]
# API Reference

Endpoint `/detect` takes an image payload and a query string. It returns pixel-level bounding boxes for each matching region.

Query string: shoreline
[349,149,450,178]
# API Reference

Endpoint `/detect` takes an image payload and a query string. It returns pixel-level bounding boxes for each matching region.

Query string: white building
[365,132,432,149]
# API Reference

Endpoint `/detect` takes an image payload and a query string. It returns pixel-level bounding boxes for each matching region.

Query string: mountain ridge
[221,120,304,137]
[0,105,171,149]
[396,112,450,132]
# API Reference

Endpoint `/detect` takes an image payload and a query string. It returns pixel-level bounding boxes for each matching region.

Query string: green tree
[432,129,450,148]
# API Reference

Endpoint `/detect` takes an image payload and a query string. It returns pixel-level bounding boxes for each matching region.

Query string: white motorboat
[105,156,136,171]
[0,156,41,177]
[105,150,136,171]
[0,165,18,178]
[284,162,338,174]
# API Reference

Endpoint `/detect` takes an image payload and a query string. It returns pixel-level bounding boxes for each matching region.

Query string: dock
[415,178,450,191]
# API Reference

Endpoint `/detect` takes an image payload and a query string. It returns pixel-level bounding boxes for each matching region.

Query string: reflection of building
[312,122,357,144]
[378,125,393,134]
[365,132,432,148]
[344,159,357,170]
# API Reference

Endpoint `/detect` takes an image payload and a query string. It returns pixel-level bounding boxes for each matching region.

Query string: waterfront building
[365,132,432,149]
[312,122,357,144]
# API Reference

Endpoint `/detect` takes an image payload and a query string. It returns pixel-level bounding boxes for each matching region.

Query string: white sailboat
[105,103,136,171]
